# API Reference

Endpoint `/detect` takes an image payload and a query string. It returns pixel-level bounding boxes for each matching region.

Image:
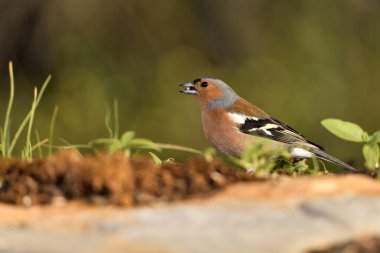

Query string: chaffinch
[180,77,355,171]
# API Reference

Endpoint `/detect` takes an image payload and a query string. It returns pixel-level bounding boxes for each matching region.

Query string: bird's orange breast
[201,109,256,157]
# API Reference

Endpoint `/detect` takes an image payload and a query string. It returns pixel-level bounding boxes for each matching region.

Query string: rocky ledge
[1,175,380,253]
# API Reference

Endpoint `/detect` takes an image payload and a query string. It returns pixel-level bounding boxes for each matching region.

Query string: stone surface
[1,175,380,253]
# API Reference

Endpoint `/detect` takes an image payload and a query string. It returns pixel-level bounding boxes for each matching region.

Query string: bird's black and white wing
[229,112,322,159]
[228,112,322,149]
[227,112,357,171]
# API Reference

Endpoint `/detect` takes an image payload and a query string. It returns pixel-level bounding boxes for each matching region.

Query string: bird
[179,77,356,171]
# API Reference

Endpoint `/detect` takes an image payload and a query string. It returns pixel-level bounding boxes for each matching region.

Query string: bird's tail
[311,148,356,171]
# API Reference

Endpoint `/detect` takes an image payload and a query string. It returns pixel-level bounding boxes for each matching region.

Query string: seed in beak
[179,82,197,95]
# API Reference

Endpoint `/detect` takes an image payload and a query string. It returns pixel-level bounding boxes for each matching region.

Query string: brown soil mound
[0,150,255,206]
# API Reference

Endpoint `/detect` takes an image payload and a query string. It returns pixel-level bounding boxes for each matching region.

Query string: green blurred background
[0,0,379,163]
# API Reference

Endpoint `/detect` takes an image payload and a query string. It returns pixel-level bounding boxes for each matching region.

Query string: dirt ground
[0,150,255,206]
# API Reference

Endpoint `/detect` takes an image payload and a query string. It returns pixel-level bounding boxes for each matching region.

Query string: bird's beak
[179,82,197,95]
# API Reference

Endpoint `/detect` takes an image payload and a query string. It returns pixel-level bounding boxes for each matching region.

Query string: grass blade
[8,75,51,155]
[24,87,38,159]
[2,61,15,156]
[48,105,59,155]
[34,131,50,157]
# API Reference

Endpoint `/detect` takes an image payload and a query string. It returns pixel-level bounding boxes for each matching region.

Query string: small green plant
[87,101,160,155]
[229,139,322,176]
[88,100,210,161]
[0,62,51,159]
[90,130,161,156]
[321,118,380,170]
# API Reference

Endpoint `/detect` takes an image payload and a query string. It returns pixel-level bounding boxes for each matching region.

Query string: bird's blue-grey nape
[207,78,240,110]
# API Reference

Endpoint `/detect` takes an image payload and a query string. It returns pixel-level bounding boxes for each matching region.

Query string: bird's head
[180,78,240,109]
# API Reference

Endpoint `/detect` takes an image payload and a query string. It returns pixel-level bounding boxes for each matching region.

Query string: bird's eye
[201,81,208,87]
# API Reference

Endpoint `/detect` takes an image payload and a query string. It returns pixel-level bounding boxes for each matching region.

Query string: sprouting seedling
[321,118,380,170]
[89,130,161,156]
[149,152,163,164]
[148,152,175,165]
[88,101,161,155]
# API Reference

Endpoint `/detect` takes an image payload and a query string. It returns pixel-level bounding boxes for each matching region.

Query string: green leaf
[370,130,380,144]
[121,131,135,144]
[363,143,380,169]
[109,140,123,153]
[149,152,162,165]
[321,118,364,142]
